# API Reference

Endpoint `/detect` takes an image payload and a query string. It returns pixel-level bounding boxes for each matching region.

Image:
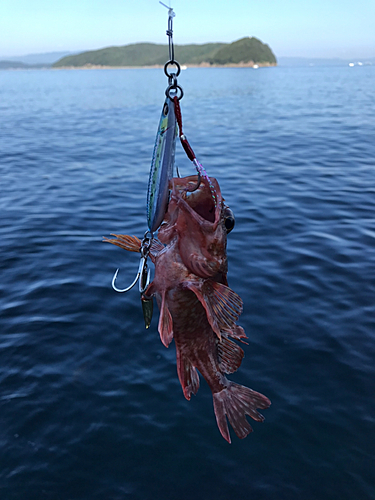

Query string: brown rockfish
[105,175,270,443]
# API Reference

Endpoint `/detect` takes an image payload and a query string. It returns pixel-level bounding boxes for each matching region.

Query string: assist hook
[111,232,152,294]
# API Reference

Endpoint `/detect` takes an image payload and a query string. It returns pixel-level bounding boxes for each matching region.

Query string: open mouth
[185,179,216,223]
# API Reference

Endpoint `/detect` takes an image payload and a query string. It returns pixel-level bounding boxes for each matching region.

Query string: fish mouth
[174,175,220,225]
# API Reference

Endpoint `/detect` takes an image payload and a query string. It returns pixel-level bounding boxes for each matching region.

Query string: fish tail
[212,382,271,443]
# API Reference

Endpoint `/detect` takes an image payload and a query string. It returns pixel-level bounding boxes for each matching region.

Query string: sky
[1,0,375,59]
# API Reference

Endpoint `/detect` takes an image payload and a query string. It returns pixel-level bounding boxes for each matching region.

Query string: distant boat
[253,64,259,69]
[181,65,187,70]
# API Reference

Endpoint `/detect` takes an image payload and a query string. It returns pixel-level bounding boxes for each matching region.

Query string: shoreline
[52,61,277,70]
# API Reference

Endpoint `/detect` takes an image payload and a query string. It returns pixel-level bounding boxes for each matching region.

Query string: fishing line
[107,2,217,304]
[159,3,217,204]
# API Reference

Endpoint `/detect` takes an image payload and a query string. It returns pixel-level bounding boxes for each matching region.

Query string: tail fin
[212,382,271,443]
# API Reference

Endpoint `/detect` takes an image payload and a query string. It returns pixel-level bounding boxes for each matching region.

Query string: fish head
[158,175,235,280]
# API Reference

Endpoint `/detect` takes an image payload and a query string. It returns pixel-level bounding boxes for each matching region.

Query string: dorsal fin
[227,325,248,344]
[217,334,244,374]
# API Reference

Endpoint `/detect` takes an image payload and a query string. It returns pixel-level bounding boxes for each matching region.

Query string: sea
[1,64,374,500]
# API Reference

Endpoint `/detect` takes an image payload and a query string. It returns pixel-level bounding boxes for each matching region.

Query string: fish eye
[223,207,235,233]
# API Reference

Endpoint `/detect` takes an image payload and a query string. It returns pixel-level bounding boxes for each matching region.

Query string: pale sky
[1,0,375,58]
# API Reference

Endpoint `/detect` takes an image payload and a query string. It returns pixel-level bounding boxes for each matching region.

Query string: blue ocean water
[1,65,374,500]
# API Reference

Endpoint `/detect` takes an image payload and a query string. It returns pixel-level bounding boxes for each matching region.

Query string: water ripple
[1,66,375,500]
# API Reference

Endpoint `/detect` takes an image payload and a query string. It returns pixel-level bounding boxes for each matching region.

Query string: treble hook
[112,256,150,293]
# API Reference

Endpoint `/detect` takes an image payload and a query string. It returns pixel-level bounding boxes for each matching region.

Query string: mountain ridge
[53,37,277,68]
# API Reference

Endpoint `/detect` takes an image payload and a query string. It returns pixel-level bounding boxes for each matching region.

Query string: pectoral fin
[150,238,165,254]
[185,280,243,340]
[158,291,173,347]
[176,346,200,400]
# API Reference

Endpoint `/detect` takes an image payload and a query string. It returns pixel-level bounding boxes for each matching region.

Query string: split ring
[165,84,184,100]
[164,60,181,78]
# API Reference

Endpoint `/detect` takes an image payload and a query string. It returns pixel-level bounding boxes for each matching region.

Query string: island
[53,37,277,68]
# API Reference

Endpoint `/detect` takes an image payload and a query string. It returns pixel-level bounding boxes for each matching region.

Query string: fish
[147,96,178,233]
[105,174,270,443]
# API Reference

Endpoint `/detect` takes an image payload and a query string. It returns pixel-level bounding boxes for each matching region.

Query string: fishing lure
[147,95,177,233]
[105,3,207,322]
[104,5,271,441]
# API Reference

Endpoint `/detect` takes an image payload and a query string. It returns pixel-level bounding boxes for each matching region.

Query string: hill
[208,37,276,65]
[53,37,276,68]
